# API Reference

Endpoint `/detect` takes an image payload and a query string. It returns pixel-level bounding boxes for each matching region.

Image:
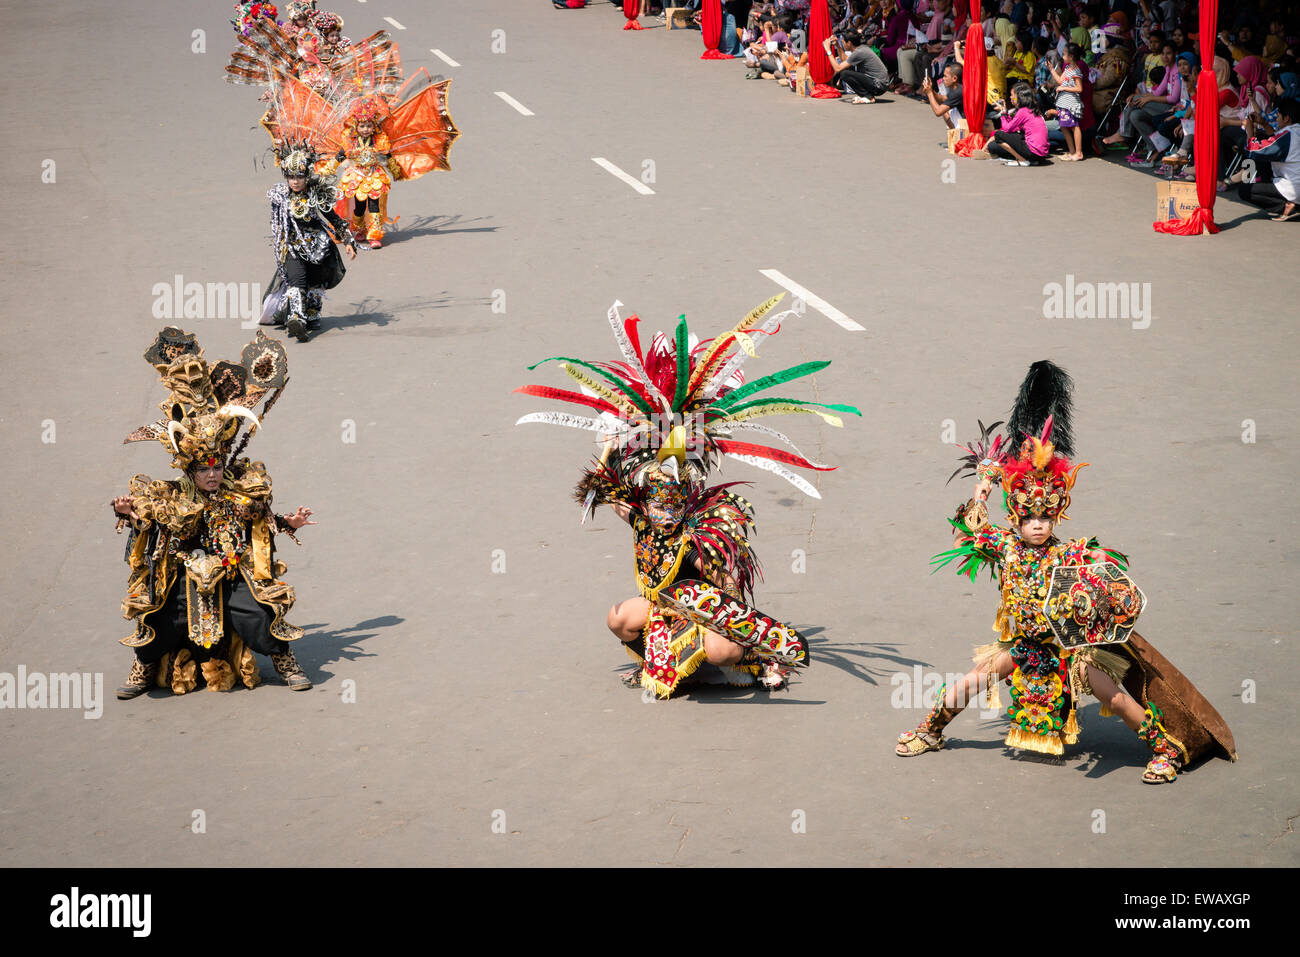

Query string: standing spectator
[1049,41,1086,160]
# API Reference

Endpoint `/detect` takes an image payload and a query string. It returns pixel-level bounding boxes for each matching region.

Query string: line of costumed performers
[516,295,861,697]
[226,1,460,341]
[897,360,1236,784]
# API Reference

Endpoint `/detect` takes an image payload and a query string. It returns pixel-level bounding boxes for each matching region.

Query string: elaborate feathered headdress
[231,2,280,36]
[515,296,861,499]
[125,328,290,471]
[285,1,314,21]
[346,94,389,129]
[312,10,344,33]
[950,360,1087,523]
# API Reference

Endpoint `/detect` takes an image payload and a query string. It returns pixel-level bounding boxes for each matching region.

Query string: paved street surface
[1,0,1296,867]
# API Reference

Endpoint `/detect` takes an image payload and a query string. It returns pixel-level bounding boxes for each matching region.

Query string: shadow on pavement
[803,626,928,687]
[380,213,499,246]
[294,614,404,685]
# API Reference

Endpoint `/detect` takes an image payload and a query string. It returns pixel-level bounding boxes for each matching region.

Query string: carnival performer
[280,1,314,40]
[515,296,861,697]
[112,327,315,699]
[321,78,461,248]
[231,1,280,37]
[312,10,352,64]
[265,139,356,341]
[325,97,398,247]
[896,361,1237,783]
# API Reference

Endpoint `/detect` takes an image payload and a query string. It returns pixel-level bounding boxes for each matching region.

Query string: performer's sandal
[1141,754,1180,784]
[270,650,312,691]
[896,729,944,756]
[115,659,158,700]
[757,661,791,691]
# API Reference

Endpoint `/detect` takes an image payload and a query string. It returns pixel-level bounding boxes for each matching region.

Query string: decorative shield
[1042,563,1146,649]
[658,579,809,667]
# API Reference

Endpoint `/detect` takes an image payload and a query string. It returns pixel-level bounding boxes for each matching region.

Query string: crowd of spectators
[561,0,1300,221]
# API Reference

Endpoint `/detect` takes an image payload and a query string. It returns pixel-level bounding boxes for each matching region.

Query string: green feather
[711,361,832,409]
[709,396,863,419]
[526,356,654,416]
[672,316,690,411]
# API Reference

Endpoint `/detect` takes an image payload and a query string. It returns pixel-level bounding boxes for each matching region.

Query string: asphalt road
[0,0,1296,867]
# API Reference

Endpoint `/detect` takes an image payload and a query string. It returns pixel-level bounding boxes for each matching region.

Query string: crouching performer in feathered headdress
[897,361,1236,783]
[111,328,316,699]
[516,296,860,698]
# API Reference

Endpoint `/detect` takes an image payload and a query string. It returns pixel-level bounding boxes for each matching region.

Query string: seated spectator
[825,30,890,103]
[1091,22,1132,118]
[1003,31,1037,84]
[988,81,1050,165]
[1098,42,1179,157]
[1237,97,1300,220]
[923,61,964,129]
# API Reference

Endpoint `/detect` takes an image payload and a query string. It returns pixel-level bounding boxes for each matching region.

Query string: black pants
[1237,182,1291,214]
[988,130,1043,163]
[136,574,288,665]
[352,197,380,216]
[833,69,888,98]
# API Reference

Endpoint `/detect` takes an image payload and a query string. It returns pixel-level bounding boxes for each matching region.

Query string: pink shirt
[1000,107,1049,155]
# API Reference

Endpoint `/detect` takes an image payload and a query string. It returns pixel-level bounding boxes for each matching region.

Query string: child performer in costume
[112,327,315,699]
[516,296,861,697]
[896,361,1237,783]
[328,97,398,248]
[322,82,461,248]
[266,140,357,341]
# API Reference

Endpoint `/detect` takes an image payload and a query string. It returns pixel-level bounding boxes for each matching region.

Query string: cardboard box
[665,6,692,30]
[946,120,969,154]
[794,65,814,97]
[1155,180,1200,222]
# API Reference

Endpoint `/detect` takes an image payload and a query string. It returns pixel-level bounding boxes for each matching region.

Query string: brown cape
[1120,632,1238,764]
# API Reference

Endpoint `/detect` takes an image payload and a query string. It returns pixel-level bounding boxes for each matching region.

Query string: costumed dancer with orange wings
[320,72,461,248]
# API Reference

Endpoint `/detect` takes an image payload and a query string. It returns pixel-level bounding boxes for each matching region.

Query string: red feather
[513,385,621,417]
[714,440,835,471]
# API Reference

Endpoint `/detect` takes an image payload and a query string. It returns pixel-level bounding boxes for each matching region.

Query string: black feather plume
[1006,361,1075,457]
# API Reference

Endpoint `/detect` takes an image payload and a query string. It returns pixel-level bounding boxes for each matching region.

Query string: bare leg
[702,627,743,666]
[1085,665,1144,730]
[1086,664,1184,783]
[607,597,649,644]
[896,651,1014,755]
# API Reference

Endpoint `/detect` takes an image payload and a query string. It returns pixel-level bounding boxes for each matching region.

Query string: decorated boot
[115,659,159,700]
[270,649,312,691]
[1136,703,1186,784]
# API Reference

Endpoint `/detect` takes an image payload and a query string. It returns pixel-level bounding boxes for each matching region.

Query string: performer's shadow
[292,615,403,686]
[379,213,499,246]
[802,626,930,687]
[314,294,459,336]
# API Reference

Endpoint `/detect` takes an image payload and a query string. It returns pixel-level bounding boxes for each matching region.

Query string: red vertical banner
[810,0,835,84]
[961,0,987,139]
[623,0,643,30]
[701,0,731,58]
[1155,0,1219,233]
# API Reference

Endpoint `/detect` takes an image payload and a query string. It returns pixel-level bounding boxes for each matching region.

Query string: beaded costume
[904,361,1236,781]
[113,328,312,697]
[516,296,861,698]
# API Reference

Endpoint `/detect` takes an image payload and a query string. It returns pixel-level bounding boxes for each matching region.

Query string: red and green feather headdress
[514,296,861,498]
